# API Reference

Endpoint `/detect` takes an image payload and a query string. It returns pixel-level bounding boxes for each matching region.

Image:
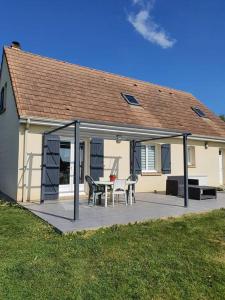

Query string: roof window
[191,106,206,118]
[122,93,140,106]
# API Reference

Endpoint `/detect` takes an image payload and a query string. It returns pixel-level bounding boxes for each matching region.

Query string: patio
[41,120,192,222]
[21,192,225,234]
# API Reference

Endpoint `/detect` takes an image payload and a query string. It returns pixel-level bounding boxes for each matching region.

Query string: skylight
[122,93,140,106]
[191,106,206,118]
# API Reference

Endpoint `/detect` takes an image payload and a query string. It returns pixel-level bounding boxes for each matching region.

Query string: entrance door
[219,149,224,185]
[59,140,85,196]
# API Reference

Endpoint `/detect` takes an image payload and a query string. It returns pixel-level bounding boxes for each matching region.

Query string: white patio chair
[126,174,138,203]
[112,179,127,207]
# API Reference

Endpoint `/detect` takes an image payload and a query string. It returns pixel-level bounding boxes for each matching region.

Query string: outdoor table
[94,180,136,207]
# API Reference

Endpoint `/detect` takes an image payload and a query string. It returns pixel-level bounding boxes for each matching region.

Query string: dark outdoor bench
[166,176,199,197]
[166,176,217,200]
[188,185,217,200]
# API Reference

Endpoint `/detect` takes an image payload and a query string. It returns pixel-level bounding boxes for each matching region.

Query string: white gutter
[19,116,225,143]
[188,135,225,143]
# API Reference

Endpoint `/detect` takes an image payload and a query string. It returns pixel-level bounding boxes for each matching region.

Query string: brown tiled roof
[4,46,225,138]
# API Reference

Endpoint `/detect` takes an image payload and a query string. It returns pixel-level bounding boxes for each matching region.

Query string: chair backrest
[85,175,97,193]
[113,179,126,192]
[127,174,138,183]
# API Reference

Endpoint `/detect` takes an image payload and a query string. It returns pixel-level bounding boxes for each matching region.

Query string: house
[0,42,225,204]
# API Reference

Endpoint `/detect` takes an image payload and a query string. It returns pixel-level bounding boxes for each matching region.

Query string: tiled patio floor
[21,192,225,233]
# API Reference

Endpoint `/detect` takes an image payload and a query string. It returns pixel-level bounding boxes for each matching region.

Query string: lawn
[1,201,225,300]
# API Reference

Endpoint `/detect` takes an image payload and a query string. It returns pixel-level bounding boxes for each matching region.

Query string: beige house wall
[18,126,44,201]
[18,124,92,202]
[136,139,224,192]
[18,124,56,202]
[0,56,19,200]
[17,124,225,202]
[103,140,130,180]
[224,149,225,184]
[222,149,225,184]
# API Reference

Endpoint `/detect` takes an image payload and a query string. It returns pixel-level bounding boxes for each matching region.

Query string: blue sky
[0,0,225,115]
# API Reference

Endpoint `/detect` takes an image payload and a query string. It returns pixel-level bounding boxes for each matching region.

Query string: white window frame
[58,136,87,196]
[141,144,158,173]
[187,146,195,167]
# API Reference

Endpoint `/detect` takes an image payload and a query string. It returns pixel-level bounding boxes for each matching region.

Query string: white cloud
[132,0,153,8]
[132,0,143,5]
[128,0,176,49]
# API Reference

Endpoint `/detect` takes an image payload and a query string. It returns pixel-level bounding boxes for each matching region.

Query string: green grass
[1,201,225,300]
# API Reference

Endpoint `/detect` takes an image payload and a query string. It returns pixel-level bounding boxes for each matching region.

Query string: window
[0,87,5,113]
[191,106,206,117]
[188,146,195,166]
[141,145,156,172]
[121,93,140,106]
[0,84,6,114]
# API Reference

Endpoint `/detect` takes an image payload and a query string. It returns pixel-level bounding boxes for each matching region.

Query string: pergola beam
[46,120,77,135]
[136,133,191,144]
[45,119,80,221]
[132,132,192,208]
[73,120,80,220]
[131,140,136,176]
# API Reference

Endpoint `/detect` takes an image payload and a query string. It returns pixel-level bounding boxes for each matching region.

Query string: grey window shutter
[130,142,142,174]
[90,138,104,180]
[41,134,60,201]
[161,144,171,174]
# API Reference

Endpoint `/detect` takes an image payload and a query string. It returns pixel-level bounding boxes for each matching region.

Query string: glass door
[59,140,85,195]
[59,141,72,194]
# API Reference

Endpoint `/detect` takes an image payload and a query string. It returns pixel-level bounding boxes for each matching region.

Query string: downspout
[22,118,30,202]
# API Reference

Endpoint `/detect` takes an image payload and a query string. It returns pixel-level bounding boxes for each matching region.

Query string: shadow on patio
[21,192,225,234]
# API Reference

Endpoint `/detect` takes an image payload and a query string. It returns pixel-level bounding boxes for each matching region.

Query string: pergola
[44,120,192,221]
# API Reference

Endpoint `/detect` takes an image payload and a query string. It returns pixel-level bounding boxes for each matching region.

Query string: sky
[0,0,225,115]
